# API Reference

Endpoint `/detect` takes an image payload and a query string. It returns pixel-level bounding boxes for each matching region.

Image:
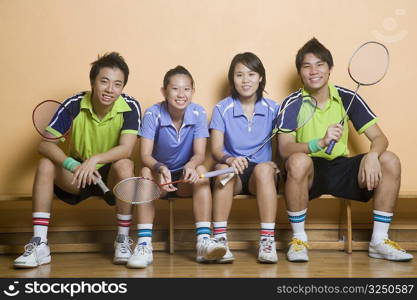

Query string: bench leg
[339,199,352,254]
[169,199,175,254]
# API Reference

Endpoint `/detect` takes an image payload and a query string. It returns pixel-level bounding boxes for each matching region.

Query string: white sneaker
[258,238,278,263]
[196,237,227,263]
[216,237,235,263]
[369,239,414,261]
[287,238,309,262]
[127,242,153,268]
[113,234,133,265]
[14,237,51,269]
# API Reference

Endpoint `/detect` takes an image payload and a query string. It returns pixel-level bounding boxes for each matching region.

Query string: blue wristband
[308,139,323,153]
[62,157,81,172]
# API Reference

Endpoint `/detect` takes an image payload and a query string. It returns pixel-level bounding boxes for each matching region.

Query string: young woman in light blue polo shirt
[126,66,226,268]
[210,52,280,263]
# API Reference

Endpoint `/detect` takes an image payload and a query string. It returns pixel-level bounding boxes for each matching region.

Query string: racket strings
[113,178,161,204]
[278,96,317,133]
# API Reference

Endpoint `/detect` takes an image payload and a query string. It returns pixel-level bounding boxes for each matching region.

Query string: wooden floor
[1,250,416,278]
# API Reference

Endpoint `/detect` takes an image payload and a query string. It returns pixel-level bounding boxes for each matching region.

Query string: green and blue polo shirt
[47,91,141,168]
[279,83,378,160]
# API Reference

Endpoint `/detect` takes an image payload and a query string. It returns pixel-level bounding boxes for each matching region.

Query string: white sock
[33,212,50,242]
[196,221,211,242]
[260,222,275,241]
[117,214,132,236]
[213,221,228,240]
[137,224,153,245]
[371,210,393,245]
[287,209,308,242]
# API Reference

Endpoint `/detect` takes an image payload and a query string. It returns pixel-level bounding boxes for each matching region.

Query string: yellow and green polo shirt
[46,91,141,168]
[279,83,378,160]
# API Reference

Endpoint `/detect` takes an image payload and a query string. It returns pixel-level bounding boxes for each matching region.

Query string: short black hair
[295,38,334,73]
[228,52,266,102]
[89,52,129,86]
[163,65,194,89]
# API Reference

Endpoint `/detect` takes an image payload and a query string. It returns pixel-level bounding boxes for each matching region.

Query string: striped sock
[137,224,153,245]
[287,209,308,242]
[260,222,275,241]
[371,210,393,245]
[196,221,211,242]
[33,212,50,242]
[213,221,228,240]
[117,214,132,236]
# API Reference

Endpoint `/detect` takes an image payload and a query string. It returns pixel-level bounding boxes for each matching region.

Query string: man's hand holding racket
[71,156,102,189]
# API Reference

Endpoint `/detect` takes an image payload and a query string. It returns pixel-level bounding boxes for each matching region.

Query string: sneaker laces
[384,239,405,252]
[288,238,310,252]
[23,242,38,257]
[118,238,133,254]
[134,243,150,256]
[260,239,274,253]
[216,237,228,246]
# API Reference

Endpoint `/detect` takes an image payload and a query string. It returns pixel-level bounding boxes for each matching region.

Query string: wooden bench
[166,192,417,254]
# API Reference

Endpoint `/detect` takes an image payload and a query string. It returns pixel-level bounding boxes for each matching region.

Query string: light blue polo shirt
[140,101,209,172]
[209,96,280,163]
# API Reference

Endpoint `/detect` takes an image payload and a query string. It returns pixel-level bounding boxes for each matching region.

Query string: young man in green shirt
[278,38,413,262]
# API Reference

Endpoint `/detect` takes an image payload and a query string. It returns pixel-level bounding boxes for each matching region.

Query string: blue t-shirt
[140,101,209,171]
[209,96,280,163]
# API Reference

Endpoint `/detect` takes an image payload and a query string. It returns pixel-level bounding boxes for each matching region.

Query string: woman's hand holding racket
[224,156,249,175]
[159,165,177,192]
[182,163,201,184]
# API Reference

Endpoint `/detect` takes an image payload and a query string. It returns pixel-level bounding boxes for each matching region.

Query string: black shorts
[238,161,258,195]
[165,169,184,198]
[309,154,374,202]
[54,163,114,206]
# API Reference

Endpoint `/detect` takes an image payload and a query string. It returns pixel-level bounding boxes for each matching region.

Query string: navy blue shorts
[53,163,114,206]
[309,154,374,202]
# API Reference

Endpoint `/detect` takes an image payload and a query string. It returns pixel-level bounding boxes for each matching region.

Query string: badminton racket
[113,168,235,204]
[325,41,389,154]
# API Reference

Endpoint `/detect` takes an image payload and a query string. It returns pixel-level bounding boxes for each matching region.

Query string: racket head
[348,41,389,86]
[32,100,73,141]
[113,177,161,205]
[277,94,318,133]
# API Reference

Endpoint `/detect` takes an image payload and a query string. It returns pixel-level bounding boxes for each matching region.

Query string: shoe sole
[287,257,309,262]
[113,258,129,265]
[14,256,51,269]
[258,258,278,264]
[126,262,152,269]
[216,257,235,264]
[368,252,412,262]
[204,246,227,261]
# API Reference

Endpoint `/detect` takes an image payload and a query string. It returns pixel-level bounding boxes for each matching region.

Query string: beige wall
[1,0,416,194]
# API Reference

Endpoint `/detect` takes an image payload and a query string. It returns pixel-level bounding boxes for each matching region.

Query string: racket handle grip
[201,167,235,178]
[96,178,109,193]
[325,139,336,155]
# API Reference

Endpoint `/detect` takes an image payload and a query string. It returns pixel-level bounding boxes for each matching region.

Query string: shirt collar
[80,92,131,121]
[233,97,268,117]
[159,102,198,126]
[301,83,342,104]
